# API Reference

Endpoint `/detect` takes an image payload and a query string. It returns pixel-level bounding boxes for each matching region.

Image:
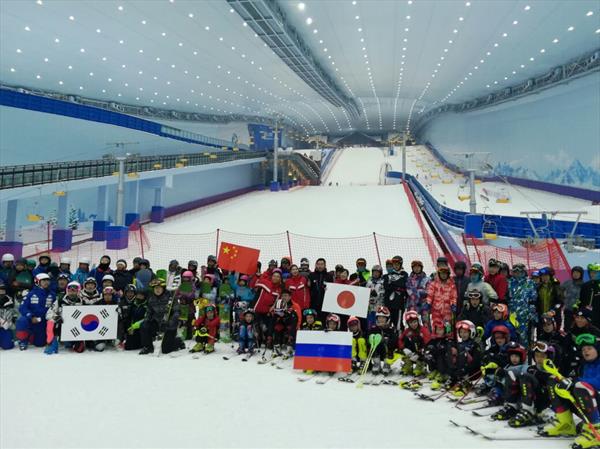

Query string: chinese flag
[217,242,260,275]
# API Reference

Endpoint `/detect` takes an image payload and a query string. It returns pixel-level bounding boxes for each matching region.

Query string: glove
[31,317,41,324]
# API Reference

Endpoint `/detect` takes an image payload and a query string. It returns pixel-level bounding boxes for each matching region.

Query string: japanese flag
[322,283,370,318]
[61,305,118,341]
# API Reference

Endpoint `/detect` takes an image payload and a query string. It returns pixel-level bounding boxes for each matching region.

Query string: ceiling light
[162,32,167,36]
[69,15,75,21]
[355,15,360,19]
[117,5,123,11]
[298,2,305,11]
[306,17,313,25]
[10,67,15,72]
[512,70,516,74]
[230,8,234,13]
[513,20,518,25]
[36,0,42,4]
[586,11,593,16]
[352,1,357,4]
[141,20,146,24]
[494,43,499,47]
[68,65,72,69]
[358,27,362,32]
[24,26,31,31]
[520,64,525,68]
[178,42,183,46]
[54,38,60,43]
[205,26,210,30]
[465,1,471,5]
[568,26,574,31]
[596,28,600,34]
[80,48,85,52]
[540,48,545,53]
[119,40,124,44]
[453,29,458,33]
[530,57,534,61]
[313,29,318,33]
[405,27,409,32]
[59,81,64,85]
[188,13,194,18]
[486,51,491,56]
[406,15,411,19]
[108,78,112,82]
[553,38,559,43]
[138,49,143,53]
[502,32,508,37]
[524,5,531,10]
[36,75,41,79]
[459,17,464,21]
[89,72,94,76]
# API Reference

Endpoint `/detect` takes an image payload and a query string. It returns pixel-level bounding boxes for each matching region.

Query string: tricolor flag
[217,242,260,275]
[61,305,118,341]
[293,330,352,373]
[322,282,370,318]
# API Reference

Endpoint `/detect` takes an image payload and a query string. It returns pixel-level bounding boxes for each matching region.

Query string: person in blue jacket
[90,255,113,287]
[540,333,600,448]
[32,254,52,277]
[73,257,91,286]
[483,302,517,341]
[15,273,56,350]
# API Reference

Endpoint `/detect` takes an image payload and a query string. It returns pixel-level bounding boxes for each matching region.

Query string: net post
[139,223,145,259]
[215,228,220,256]
[372,232,382,267]
[286,231,293,263]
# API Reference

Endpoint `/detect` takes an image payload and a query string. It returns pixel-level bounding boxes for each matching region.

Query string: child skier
[458,289,491,329]
[483,303,517,341]
[190,303,220,354]
[80,277,101,305]
[125,290,148,351]
[425,266,457,330]
[16,273,55,350]
[368,306,397,376]
[237,309,256,354]
[398,310,431,378]
[348,315,367,372]
[270,291,299,356]
[44,281,82,354]
[405,260,429,325]
[365,265,385,329]
[301,308,323,331]
[0,282,17,350]
[508,263,538,345]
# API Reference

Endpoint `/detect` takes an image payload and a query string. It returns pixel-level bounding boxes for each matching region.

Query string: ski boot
[273,345,283,357]
[18,341,27,351]
[450,380,471,398]
[401,361,413,376]
[572,423,600,449]
[412,361,425,377]
[190,342,205,353]
[139,346,154,355]
[427,370,439,381]
[430,374,448,391]
[94,342,106,352]
[539,411,577,437]
[508,408,538,428]
[372,357,381,375]
[204,343,215,354]
[382,362,392,376]
[44,337,59,355]
[475,382,491,396]
[491,403,518,421]
[400,379,423,391]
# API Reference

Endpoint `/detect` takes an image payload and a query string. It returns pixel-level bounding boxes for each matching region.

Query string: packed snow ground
[0,347,569,449]
[390,146,598,223]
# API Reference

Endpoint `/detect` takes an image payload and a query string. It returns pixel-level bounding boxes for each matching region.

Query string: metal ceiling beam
[227,0,360,119]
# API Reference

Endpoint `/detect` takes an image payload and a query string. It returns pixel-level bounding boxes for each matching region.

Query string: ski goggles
[588,263,600,272]
[532,341,551,353]
[303,309,316,316]
[576,333,598,347]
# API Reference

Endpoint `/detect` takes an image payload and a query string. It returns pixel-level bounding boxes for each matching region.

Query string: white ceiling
[1,0,598,136]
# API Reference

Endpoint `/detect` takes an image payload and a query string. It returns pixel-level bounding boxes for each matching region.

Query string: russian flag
[293,330,352,373]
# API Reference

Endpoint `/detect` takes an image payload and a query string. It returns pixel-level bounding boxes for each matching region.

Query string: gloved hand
[557,377,573,391]
[31,317,41,324]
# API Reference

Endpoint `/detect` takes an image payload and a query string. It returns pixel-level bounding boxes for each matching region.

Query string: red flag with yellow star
[217,242,260,275]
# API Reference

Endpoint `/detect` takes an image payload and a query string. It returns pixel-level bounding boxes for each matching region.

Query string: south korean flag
[61,305,118,341]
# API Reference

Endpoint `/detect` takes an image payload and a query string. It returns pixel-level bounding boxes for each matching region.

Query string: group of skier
[1,251,599,448]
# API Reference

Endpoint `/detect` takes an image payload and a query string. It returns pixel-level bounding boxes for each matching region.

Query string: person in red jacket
[398,310,432,377]
[190,303,220,354]
[425,266,458,327]
[254,268,283,348]
[285,264,310,310]
[485,258,508,303]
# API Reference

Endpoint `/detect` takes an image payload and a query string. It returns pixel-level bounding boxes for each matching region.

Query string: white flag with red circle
[322,282,370,318]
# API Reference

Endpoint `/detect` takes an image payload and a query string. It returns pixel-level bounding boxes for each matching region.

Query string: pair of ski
[296,372,340,384]
[449,419,572,441]
[222,351,254,362]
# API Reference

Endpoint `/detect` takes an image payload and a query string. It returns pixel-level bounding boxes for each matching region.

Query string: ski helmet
[531,340,556,360]
[467,289,483,300]
[376,306,391,320]
[575,333,600,351]
[540,311,556,327]
[268,259,277,267]
[431,319,446,333]
[239,275,250,282]
[272,268,283,276]
[84,277,97,287]
[326,313,341,329]
[300,258,309,266]
[574,308,593,323]
[207,255,217,263]
[57,273,70,281]
[203,273,215,283]
[403,310,420,325]
[124,284,137,294]
[488,258,501,268]
[347,316,361,330]
[182,270,194,278]
[456,320,476,341]
[243,308,255,318]
[492,303,508,320]
[371,264,383,274]
[102,274,115,283]
[511,263,527,274]
[79,257,91,266]
[588,263,600,273]
[67,281,81,292]
[491,325,510,340]
[391,255,403,265]
[303,308,317,317]
[356,257,367,266]
[506,341,527,364]
[34,273,51,285]
[539,266,554,277]
[204,303,216,314]
[436,256,449,266]
[188,260,199,268]
[411,260,424,269]
[1,253,14,262]
[39,254,51,263]
[470,263,484,275]
[531,270,540,278]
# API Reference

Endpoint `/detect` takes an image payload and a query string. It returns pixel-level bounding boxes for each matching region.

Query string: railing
[0,151,267,189]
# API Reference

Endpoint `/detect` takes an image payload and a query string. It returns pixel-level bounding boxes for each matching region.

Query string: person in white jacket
[466,263,498,306]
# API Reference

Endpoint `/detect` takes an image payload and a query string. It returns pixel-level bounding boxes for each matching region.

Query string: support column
[270,121,280,191]
[125,180,140,230]
[93,185,110,241]
[52,193,72,252]
[0,199,23,258]
[150,186,165,223]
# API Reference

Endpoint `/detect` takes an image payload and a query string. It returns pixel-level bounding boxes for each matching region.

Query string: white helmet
[1,254,14,262]
[102,274,115,283]
[35,273,51,284]
[79,257,91,265]
[60,257,71,265]
[67,281,81,291]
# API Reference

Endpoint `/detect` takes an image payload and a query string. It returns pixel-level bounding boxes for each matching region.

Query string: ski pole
[357,334,382,389]
[454,375,482,408]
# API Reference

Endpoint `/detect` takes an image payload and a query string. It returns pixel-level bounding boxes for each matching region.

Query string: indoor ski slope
[389,146,598,223]
[143,147,438,273]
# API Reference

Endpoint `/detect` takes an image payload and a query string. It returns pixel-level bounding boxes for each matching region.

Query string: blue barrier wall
[387,172,600,248]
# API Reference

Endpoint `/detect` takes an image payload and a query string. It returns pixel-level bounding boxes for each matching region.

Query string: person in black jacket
[139,280,182,355]
[308,258,333,323]
[383,255,408,329]
[368,306,397,375]
[125,290,148,351]
[580,263,600,329]
[458,289,491,329]
[453,260,469,316]
[113,259,134,293]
